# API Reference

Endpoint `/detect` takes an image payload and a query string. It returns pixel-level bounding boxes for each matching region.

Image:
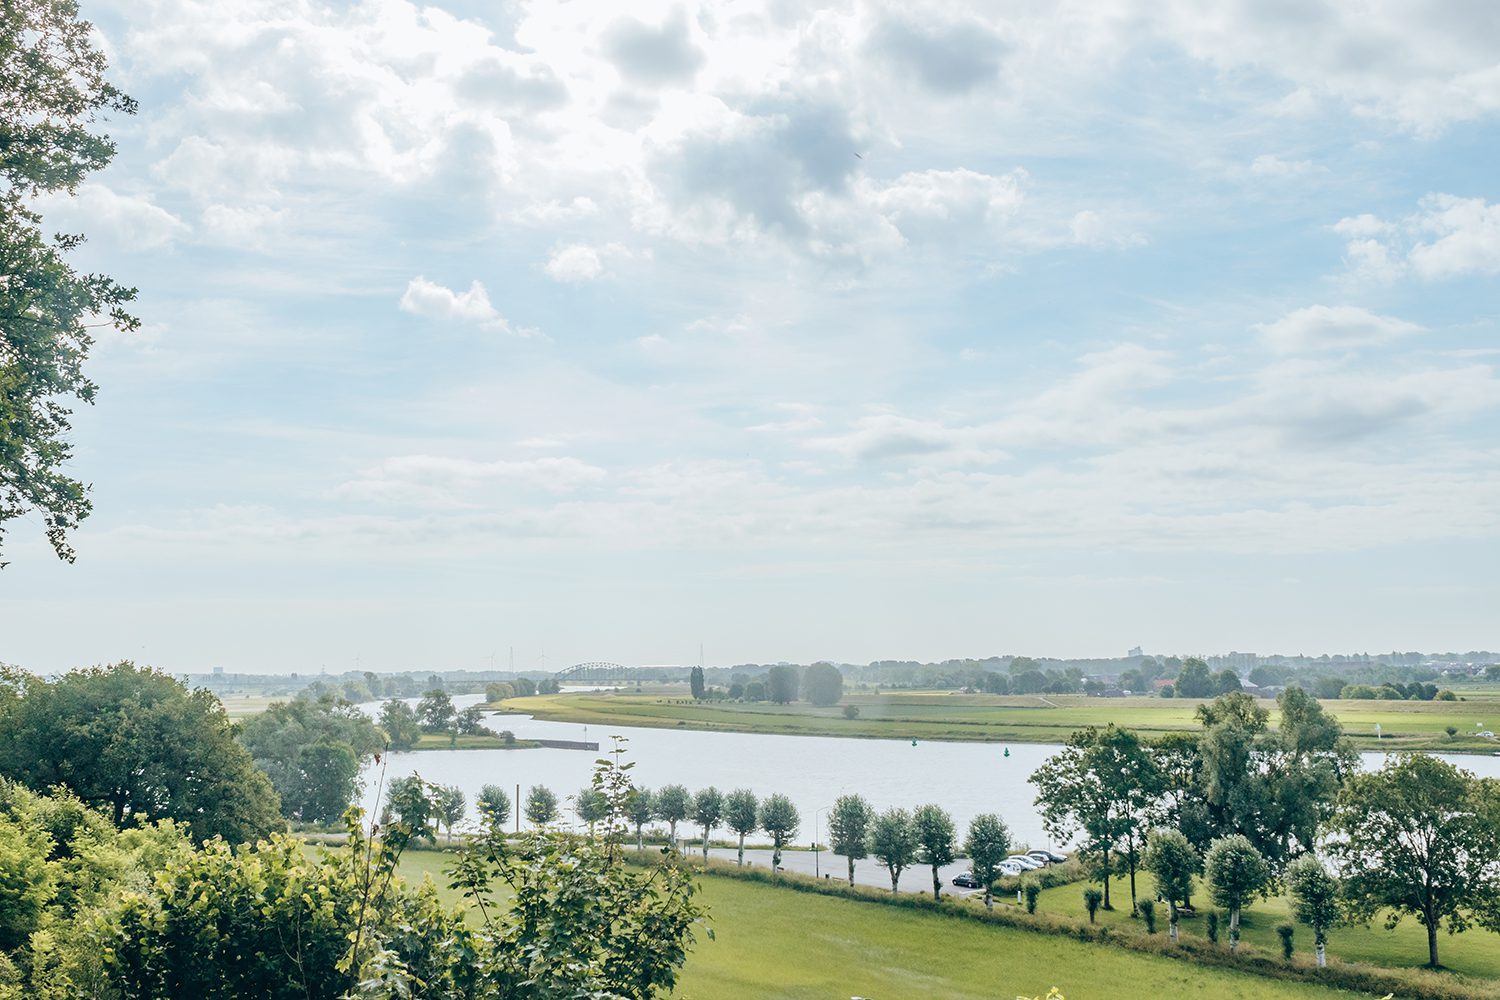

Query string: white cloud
[1335,195,1500,282]
[1249,154,1313,178]
[340,454,606,506]
[397,277,534,335]
[543,242,639,282]
[36,184,188,249]
[1256,305,1422,354]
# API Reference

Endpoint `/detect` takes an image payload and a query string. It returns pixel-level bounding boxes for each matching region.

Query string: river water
[358,695,1500,849]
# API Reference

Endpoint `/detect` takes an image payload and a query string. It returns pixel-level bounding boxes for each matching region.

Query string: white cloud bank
[1257,305,1423,354]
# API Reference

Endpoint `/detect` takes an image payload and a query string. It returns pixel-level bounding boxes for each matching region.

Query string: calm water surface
[359,695,1500,848]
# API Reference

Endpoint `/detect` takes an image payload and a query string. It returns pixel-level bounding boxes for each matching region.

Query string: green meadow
[496,689,1500,751]
[389,848,1360,1000]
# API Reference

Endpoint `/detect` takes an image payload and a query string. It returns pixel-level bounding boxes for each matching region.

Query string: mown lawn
[497,690,1500,751]
[1027,869,1500,980]
[385,848,1353,999]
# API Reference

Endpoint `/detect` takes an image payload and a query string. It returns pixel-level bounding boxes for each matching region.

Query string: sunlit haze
[4,0,1498,673]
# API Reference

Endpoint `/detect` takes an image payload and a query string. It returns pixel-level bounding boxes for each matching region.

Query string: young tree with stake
[723,788,758,865]
[654,784,691,850]
[828,794,873,886]
[693,786,723,859]
[1143,829,1200,941]
[870,807,917,894]
[1287,853,1340,967]
[1205,834,1270,953]
[759,794,799,871]
[914,804,957,901]
[965,813,1011,909]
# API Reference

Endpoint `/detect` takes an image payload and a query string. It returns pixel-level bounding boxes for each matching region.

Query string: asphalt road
[704,847,985,897]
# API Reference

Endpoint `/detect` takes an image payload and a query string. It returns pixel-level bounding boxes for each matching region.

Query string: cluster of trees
[0,751,704,997]
[238,691,386,824]
[1032,690,1500,966]
[0,663,282,843]
[697,663,845,707]
[485,676,560,700]
[376,692,489,749]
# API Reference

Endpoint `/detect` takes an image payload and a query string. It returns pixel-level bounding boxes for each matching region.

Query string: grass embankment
[410,733,539,750]
[1029,869,1500,980]
[384,847,1355,1000]
[494,690,1500,752]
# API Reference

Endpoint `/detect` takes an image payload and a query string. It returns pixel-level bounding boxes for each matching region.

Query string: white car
[1006,854,1045,870]
[997,860,1029,877]
[1029,849,1068,863]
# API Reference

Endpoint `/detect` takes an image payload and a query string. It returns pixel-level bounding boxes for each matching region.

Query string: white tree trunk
[1230,908,1240,953]
[1316,940,1326,968]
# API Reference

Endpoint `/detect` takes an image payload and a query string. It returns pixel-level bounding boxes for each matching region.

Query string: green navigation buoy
[1004,747,1010,758]
[911,738,918,747]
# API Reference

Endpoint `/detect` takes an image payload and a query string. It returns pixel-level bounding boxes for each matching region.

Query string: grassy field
[1025,870,1500,980]
[495,689,1500,751]
[383,847,1357,1000]
[411,733,540,750]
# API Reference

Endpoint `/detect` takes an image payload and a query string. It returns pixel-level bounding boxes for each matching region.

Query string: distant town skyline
[2,0,1498,674]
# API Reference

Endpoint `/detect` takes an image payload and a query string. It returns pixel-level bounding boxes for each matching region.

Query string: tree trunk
[847,855,855,886]
[985,889,993,910]
[1127,854,1137,911]
[932,865,941,901]
[637,824,644,851]
[702,830,709,860]
[1315,935,1326,968]
[1102,847,1113,909]
[737,832,745,865]
[890,868,899,893]
[1427,918,1440,968]
[1168,901,1179,941]
[772,841,782,871]
[1229,907,1240,953]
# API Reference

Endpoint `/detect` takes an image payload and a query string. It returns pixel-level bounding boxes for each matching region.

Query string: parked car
[951,870,983,888]
[1028,849,1067,863]
[1006,855,1045,870]
[997,860,1028,877]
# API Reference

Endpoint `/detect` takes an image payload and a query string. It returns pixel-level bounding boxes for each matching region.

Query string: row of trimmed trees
[1032,689,1500,968]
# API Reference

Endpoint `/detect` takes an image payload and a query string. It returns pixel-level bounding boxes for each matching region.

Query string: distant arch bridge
[556,661,631,683]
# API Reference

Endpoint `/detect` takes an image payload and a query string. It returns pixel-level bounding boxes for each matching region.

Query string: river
[358,695,1500,850]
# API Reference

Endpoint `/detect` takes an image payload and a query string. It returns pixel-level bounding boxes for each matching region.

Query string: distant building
[1128,646,1143,657]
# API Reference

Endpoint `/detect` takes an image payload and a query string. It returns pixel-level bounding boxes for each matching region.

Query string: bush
[1277,923,1295,960]
[1083,888,1102,923]
[842,704,860,720]
[1139,899,1156,934]
[1207,911,1219,944]
[1022,876,1041,914]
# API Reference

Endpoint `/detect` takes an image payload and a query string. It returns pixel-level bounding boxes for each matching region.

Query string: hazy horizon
[3,0,1497,675]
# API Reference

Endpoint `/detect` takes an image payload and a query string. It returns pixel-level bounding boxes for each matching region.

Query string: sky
[3,0,1499,674]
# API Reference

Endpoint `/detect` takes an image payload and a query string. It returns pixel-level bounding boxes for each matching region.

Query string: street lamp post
[814,805,833,879]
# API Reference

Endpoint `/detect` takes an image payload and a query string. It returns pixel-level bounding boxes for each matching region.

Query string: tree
[1211,670,1242,696]
[387,775,434,842]
[654,783,691,849]
[689,666,705,700]
[1287,853,1339,967]
[525,784,558,827]
[744,680,767,701]
[454,704,487,736]
[1,0,139,565]
[692,786,722,858]
[238,693,385,824]
[513,676,537,697]
[758,794,799,871]
[723,788,758,865]
[802,663,844,706]
[576,787,609,836]
[416,689,456,733]
[1197,689,1354,869]
[434,784,466,843]
[766,665,799,704]
[1031,725,1156,910]
[913,804,957,901]
[1142,829,1199,941]
[964,813,1011,909]
[828,793,873,886]
[0,662,280,843]
[485,682,515,703]
[537,676,561,695]
[377,698,421,749]
[627,787,654,849]
[1204,834,1270,953]
[477,784,511,832]
[1331,753,1500,968]
[1174,658,1213,698]
[869,807,917,893]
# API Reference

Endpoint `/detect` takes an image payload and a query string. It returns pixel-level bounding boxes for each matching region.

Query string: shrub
[1083,888,1102,923]
[1207,911,1219,944]
[1277,923,1294,960]
[1139,899,1156,934]
[1022,876,1041,914]
[842,704,860,719]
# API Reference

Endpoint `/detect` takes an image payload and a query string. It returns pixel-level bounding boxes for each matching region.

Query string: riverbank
[410,733,541,750]
[489,690,1500,752]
